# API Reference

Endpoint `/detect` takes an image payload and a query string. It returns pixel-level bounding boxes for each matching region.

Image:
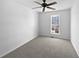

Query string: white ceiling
[15,0,75,12]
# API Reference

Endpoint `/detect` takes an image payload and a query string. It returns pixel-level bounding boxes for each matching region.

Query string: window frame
[50,15,60,35]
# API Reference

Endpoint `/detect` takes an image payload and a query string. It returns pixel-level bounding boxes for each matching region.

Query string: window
[51,15,60,34]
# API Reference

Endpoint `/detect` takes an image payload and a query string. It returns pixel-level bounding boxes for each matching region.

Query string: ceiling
[15,0,75,12]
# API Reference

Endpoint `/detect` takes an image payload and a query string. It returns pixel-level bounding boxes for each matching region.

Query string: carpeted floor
[3,37,78,58]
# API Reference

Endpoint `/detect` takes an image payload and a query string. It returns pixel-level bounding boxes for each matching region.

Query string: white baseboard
[0,36,38,58]
[71,40,79,57]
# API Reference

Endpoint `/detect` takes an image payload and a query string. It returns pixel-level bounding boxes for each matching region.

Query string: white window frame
[50,15,60,35]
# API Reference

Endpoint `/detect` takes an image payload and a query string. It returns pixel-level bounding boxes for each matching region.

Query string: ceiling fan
[32,0,57,12]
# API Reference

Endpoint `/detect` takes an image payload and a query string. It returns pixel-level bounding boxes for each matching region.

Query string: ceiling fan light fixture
[33,0,57,12]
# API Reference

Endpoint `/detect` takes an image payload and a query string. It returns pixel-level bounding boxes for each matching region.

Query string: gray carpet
[3,37,78,58]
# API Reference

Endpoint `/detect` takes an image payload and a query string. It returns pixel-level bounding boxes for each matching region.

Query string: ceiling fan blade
[47,2,57,6]
[42,0,46,3]
[32,6,42,9]
[42,7,45,12]
[34,1,41,5]
[47,7,56,10]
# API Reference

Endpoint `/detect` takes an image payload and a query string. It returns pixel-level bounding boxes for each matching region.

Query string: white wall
[0,0,38,57]
[39,9,71,40]
[71,0,79,56]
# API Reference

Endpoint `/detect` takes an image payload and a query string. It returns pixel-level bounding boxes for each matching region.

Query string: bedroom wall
[39,9,71,40]
[0,0,39,57]
[71,0,79,56]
